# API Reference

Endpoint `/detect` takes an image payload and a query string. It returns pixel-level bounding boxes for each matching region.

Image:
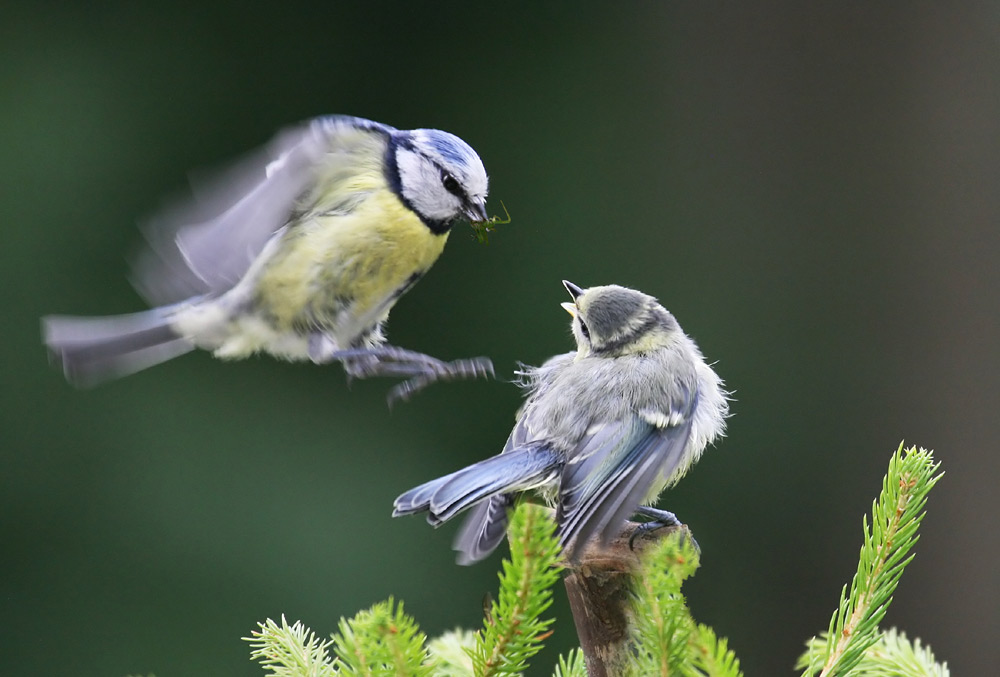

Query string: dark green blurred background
[3,2,997,674]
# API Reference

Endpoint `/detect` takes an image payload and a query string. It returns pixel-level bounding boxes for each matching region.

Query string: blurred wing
[132,116,395,305]
[557,396,698,560]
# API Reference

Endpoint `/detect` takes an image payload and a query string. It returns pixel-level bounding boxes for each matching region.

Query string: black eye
[578,319,591,340]
[441,172,463,197]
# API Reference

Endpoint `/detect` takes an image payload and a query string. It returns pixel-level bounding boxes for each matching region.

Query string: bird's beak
[464,199,489,223]
[560,302,577,318]
[563,280,584,300]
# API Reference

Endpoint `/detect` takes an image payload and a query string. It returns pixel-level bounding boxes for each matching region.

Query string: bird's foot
[331,346,494,405]
[628,507,700,554]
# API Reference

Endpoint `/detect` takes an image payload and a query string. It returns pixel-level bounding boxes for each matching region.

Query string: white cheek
[395,148,426,187]
[396,148,458,221]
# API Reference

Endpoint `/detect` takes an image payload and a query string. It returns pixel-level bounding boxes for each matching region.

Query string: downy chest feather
[255,190,449,329]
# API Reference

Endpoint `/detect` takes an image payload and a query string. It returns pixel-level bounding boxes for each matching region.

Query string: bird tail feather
[393,444,560,564]
[42,307,193,387]
[453,494,516,565]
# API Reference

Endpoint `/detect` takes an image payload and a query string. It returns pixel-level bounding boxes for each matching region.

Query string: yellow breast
[254,183,449,342]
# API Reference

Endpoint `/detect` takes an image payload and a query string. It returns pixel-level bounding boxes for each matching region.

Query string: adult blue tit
[43,115,494,401]
[393,280,730,564]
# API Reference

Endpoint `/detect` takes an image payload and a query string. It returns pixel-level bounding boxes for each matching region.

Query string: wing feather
[557,392,699,560]
[131,116,395,305]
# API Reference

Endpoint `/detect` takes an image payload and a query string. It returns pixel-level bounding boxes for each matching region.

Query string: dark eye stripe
[593,315,660,355]
[441,171,464,197]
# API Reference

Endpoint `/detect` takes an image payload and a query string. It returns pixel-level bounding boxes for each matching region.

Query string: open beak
[561,281,583,316]
[562,280,584,300]
[464,199,489,222]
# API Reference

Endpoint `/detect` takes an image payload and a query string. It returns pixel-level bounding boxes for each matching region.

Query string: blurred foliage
[245,504,563,677]
[3,2,998,675]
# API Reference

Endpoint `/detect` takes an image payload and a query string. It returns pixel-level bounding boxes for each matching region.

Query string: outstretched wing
[557,390,699,560]
[132,116,395,305]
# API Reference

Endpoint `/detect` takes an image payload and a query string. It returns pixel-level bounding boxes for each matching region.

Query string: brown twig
[562,521,688,677]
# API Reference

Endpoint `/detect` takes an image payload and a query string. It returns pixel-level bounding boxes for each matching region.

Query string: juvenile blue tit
[394,281,729,563]
[43,115,494,401]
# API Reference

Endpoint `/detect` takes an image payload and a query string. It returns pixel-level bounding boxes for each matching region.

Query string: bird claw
[331,348,494,405]
[387,356,495,406]
[627,507,699,554]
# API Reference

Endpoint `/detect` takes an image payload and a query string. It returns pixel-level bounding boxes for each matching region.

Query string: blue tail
[452,493,516,565]
[392,444,561,563]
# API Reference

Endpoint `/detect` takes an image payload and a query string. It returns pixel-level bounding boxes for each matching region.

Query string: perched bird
[43,115,494,401]
[394,281,729,563]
